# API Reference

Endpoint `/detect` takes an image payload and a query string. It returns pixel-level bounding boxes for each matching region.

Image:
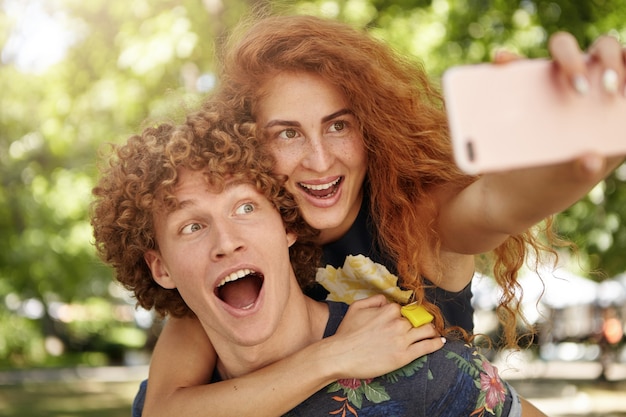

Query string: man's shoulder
[285,340,514,417]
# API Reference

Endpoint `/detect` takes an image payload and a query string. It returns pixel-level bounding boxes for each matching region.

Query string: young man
[91,105,544,416]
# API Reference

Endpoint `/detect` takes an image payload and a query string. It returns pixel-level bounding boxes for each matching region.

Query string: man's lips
[216,269,264,310]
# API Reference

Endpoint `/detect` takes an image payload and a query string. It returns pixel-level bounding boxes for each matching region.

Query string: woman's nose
[302,136,334,172]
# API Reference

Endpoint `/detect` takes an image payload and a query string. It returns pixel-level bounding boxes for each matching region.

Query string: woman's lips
[298,177,343,198]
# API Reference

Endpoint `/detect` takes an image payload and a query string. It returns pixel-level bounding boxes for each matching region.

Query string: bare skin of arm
[445,154,622,253]
[434,151,624,292]
[143,295,444,417]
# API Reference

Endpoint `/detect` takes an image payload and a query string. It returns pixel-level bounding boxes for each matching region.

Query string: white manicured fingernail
[573,75,589,95]
[602,69,619,94]
[441,337,447,344]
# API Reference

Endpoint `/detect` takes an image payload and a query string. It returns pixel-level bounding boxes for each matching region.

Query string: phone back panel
[443,59,626,174]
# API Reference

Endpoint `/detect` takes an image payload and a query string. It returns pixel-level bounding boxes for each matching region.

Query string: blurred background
[1,0,625,415]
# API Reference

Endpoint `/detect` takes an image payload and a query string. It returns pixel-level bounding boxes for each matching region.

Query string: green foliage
[0,0,238,367]
[556,168,626,277]
[0,0,624,367]
[0,308,45,368]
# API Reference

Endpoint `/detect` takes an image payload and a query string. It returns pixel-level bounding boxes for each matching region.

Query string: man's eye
[329,121,345,132]
[235,203,255,215]
[181,223,203,234]
[278,129,298,139]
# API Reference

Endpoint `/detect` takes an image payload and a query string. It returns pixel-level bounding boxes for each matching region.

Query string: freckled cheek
[342,138,368,170]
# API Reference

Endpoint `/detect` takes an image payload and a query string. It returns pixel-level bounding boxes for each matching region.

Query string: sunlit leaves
[117,6,198,76]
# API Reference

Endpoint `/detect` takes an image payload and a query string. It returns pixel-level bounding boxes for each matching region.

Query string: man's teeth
[299,178,340,191]
[218,269,253,287]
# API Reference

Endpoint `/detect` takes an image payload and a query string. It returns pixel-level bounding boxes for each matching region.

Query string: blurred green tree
[0,0,624,366]
[0,0,257,366]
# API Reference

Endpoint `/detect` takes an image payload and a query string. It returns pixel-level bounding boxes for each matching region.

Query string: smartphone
[442,59,626,174]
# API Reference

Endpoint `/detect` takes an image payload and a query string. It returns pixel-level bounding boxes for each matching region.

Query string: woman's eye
[182,223,203,234]
[235,202,255,215]
[278,128,298,140]
[329,121,345,132]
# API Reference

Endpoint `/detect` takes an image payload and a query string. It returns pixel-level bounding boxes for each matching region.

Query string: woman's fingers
[407,332,447,358]
[548,31,589,94]
[588,35,625,95]
[331,301,445,379]
[493,49,523,64]
[549,31,626,96]
[349,294,389,310]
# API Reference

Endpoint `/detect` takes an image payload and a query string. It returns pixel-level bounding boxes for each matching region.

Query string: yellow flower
[315,255,413,304]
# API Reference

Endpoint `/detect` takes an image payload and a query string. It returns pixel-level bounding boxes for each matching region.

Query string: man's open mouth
[216,269,264,310]
[298,177,343,199]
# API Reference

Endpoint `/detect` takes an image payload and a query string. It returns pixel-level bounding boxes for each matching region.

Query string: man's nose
[210,221,245,260]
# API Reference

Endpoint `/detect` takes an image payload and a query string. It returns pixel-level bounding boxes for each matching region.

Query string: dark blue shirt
[308,192,474,332]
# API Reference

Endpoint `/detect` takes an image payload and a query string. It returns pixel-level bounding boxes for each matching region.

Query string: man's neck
[213,295,329,380]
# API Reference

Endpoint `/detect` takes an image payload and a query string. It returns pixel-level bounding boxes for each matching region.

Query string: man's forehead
[171,172,258,208]
[174,170,251,193]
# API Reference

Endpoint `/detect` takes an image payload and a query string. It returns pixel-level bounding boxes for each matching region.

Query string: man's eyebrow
[263,108,353,129]
[177,199,196,209]
[168,198,196,215]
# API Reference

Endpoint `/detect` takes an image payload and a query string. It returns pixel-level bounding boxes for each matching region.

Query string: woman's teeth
[299,177,341,191]
[299,177,342,198]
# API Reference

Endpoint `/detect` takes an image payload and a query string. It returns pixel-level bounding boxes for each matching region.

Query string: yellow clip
[400,303,434,328]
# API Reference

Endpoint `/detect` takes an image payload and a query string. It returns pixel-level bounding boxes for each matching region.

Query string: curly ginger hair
[91,102,320,317]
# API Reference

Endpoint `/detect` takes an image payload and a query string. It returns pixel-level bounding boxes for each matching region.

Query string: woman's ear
[144,250,176,289]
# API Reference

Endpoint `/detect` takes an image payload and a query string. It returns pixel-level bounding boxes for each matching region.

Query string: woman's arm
[142,316,214,417]
[427,153,622,292]
[142,296,445,417]
[438,33,625,256]
[441,152,623,256]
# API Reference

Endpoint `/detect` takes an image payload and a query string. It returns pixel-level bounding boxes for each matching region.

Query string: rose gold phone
[442,59,626,174]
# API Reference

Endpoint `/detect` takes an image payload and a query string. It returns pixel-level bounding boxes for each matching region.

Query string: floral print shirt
[283,302,520,417]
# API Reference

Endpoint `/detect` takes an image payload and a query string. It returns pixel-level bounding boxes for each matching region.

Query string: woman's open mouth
[298,177,343,199]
